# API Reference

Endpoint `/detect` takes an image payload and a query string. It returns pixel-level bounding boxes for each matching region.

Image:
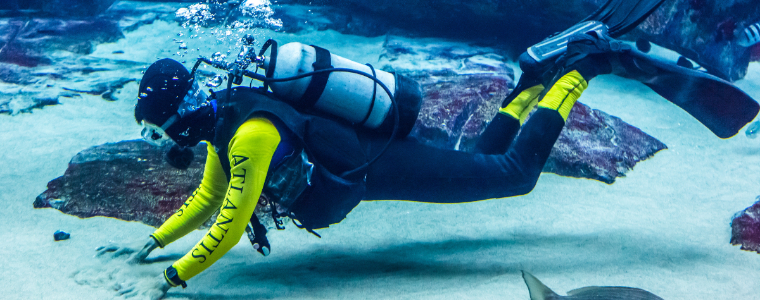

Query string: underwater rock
[0,18,123,67]
[378,36,514,151]
[0,62,35,85]
[0,57,145,111]
[39,0,118,18]
[105,1,185,32]
[0,0,117,18]
[0,3,178,113]
[381,35,667,183]
[0,89,60,115]
[53,230,70,241]
[545,103,667,183]
[411,72,510,152]
[62,77,137,101]
[35,140,282,229]
[730,197,760,254]
[34,140,210,228]
[279,0,757,81]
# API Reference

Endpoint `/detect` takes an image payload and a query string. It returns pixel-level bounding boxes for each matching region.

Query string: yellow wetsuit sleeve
[151,143,228,248]
[171,117,281,282]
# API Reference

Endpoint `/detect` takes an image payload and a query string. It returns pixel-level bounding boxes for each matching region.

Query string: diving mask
[141,115,179,147]
[177,79,211,118]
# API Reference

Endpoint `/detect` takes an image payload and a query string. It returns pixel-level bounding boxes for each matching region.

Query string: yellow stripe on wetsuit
[499,70,587,124]
[150,117,281,282]
[537,70,588,121]
[499,84,545,125]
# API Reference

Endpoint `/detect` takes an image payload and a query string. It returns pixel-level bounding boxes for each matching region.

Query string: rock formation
[34,140,211,228]
[731,198,760,254]
[630,0,760,81]
[276,0,760,81]
[0,2,178,114]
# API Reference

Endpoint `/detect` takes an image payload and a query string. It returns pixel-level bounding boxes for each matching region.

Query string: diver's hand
[96,238,159,264]
[116,274,171,300]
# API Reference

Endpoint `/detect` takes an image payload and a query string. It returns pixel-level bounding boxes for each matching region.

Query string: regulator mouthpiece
[141,116,178,147]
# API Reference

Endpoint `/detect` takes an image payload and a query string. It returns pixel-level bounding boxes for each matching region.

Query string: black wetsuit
[363,108,563,203]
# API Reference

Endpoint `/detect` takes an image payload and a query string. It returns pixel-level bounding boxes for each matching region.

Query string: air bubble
[211,52,226,62]
[746,121,760,138]
[206,75,224,87]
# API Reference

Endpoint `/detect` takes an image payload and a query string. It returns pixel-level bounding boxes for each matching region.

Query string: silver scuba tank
[262,42,422,136]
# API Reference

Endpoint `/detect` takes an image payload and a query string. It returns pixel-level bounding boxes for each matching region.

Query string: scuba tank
[191,37,422,137]
[261,42,422,137]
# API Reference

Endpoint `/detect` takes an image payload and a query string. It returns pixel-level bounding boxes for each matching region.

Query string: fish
[521,271,665,300]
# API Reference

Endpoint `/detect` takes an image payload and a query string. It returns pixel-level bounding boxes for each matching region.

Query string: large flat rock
[34,140,209,227]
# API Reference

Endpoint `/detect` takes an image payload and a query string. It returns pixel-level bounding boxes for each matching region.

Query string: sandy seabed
[1,20,760,299]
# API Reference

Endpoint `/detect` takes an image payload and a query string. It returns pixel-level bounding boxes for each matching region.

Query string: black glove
[246,219,270,256]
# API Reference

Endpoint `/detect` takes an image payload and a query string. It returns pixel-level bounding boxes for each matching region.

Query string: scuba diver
[96,28,613,299]
[96,1,760,298]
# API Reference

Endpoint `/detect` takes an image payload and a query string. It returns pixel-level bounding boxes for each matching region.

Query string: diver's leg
[474,31,612,156]
[474,83,544,155]
[364,70,590,203]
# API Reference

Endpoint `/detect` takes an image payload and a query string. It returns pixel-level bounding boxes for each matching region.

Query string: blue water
[2,1,760,299]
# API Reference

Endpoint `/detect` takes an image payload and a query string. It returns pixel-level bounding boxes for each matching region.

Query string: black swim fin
[504,0,665,107]
[582,0,666,38]
[612,48,760,138]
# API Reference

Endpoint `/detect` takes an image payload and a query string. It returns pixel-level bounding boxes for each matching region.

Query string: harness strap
[259,39,278,91]
[298,45,333,108]
[357,63,378,126]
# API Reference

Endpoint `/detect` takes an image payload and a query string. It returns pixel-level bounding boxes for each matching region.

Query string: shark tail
[521,271,561,300]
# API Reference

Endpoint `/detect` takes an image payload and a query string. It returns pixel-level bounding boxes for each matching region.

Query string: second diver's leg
[364,70,590,203]
[474,83,545,155]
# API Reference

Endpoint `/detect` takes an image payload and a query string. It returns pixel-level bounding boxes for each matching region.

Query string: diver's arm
[97,144,229,263]
[165,117,281,287]
[150,143,229,248]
